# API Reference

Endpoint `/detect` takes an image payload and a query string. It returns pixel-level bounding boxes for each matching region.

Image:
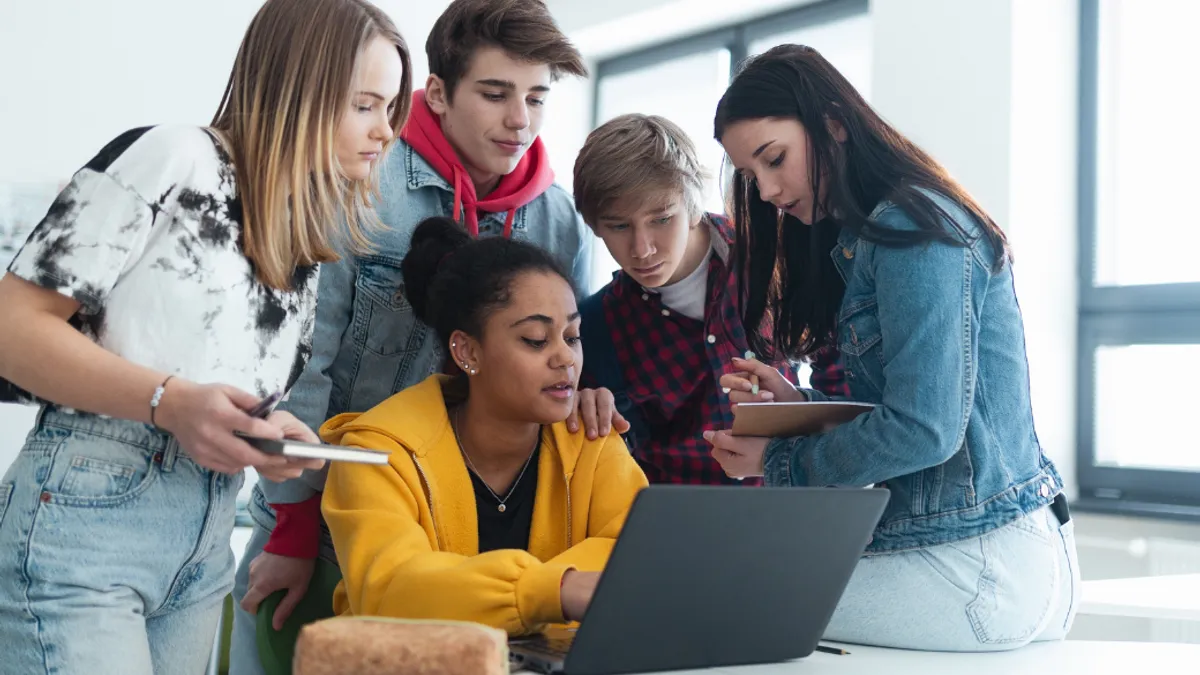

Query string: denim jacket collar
[829,200,896,282]
[400,143,527,233]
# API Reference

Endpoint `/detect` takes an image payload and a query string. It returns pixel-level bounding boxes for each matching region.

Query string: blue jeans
[0,407,242,675]
[825,503,1080,651]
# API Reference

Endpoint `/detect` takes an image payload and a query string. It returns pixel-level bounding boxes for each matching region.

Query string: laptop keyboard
[516,635,574,657]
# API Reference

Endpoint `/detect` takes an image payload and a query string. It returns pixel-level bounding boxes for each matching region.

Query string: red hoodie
[262,91,559,560]
[399,89,556,238]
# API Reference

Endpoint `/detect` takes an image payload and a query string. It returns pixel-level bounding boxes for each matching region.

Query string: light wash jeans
[825,502,1080,651]
[0,407,242,675]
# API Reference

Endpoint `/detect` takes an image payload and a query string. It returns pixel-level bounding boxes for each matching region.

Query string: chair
[255,558,344,675]
[205,594,237,675]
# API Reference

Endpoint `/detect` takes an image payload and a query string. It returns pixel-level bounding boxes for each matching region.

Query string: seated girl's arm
[547,433,648,571]
[323,429,577,636]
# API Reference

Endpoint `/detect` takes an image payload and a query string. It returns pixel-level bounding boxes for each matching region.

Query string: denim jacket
[248,139,592,528]
[763,191,1062,554]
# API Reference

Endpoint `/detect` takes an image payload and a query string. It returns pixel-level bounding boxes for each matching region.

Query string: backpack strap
[579,289,649,451]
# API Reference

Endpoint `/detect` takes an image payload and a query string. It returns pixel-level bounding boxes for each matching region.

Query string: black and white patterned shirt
[2,125,319,406]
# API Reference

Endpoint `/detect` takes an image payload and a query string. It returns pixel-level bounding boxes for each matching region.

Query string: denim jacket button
[843,247,854,259]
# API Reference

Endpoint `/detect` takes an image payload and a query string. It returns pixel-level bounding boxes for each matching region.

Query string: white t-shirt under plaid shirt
[2,125,319,405]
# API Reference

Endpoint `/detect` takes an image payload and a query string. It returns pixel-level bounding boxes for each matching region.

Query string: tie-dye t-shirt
[2,125,319,406]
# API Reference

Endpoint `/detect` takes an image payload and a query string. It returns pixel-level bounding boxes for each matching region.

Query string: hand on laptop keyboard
[560,570,600,622]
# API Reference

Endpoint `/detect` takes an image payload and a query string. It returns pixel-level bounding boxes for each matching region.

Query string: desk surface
[1080,573,1200,621]
[517,641,1200,674]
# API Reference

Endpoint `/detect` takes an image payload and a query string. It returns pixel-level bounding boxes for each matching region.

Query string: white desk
[1080,573,1200,622]
[518,641,1200,674]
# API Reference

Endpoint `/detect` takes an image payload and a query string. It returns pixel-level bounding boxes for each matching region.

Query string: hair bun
[401,216,470,322]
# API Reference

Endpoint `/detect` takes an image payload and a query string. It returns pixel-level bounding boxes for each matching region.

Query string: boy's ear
[426,74,450,115]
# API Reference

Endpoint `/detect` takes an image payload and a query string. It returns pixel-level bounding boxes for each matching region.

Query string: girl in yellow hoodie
[320,216,648,637]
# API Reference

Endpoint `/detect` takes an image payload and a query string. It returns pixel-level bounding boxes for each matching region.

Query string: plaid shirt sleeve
[808,346,850,398]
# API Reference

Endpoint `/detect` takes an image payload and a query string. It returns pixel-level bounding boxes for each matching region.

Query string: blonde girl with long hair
[0,0,411,672]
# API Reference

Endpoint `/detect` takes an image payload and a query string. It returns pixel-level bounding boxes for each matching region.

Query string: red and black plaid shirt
[591,215,849,486]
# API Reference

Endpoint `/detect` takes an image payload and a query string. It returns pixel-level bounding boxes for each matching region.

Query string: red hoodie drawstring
[450,166,471,235]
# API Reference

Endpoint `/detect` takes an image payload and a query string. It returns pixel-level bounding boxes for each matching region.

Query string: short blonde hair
[211,0,413,290]
[573,114,706,228]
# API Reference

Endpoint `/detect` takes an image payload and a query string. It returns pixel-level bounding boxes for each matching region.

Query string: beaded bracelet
[149,375,175,427]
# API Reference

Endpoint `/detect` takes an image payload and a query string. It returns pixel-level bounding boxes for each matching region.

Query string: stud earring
[470,368,477,375]
[451,341,457,348]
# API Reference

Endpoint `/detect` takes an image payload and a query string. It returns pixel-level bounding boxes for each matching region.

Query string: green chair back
[255,558,343,675]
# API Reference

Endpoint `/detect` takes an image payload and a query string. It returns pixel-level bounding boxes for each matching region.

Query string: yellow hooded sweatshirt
[320,375,648,636]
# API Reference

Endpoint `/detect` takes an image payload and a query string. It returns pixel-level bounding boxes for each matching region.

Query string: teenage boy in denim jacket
[227,2,625,672]
[574,113,848,486]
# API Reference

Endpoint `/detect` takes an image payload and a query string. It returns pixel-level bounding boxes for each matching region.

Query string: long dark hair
[714,44,1010,361]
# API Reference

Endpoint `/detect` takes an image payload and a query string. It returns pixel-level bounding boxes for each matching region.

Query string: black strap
[1050,493,1071,526]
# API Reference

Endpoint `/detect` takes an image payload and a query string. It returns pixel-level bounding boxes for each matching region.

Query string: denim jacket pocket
[355,258,417,357]
[838,299,882,357]
[838,299,885,396]
[0,482,13,527]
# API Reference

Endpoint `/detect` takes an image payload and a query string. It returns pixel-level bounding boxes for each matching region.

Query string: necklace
[452,408,538,513]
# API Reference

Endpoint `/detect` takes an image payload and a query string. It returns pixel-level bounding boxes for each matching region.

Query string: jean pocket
[966,515,1058,645]
[44,438,159,508]
[1056,520,1082,633]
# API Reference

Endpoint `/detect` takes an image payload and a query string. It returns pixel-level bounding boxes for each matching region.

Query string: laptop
[508,485,889,675]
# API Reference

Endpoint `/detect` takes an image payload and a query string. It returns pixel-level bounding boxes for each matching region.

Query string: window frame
[590,0,870,129]
[1076,0,1200,518]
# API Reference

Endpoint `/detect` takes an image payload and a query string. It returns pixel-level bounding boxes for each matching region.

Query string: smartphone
[246,390,284,419]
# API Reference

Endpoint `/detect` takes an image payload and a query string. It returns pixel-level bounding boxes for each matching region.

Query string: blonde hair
[573,113,707,228]
[211,0,413,290]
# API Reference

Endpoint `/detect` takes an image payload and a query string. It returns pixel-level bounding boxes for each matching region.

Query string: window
[1077,0,1200,514]
[746,10,872,99]
[588,0,871,292]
